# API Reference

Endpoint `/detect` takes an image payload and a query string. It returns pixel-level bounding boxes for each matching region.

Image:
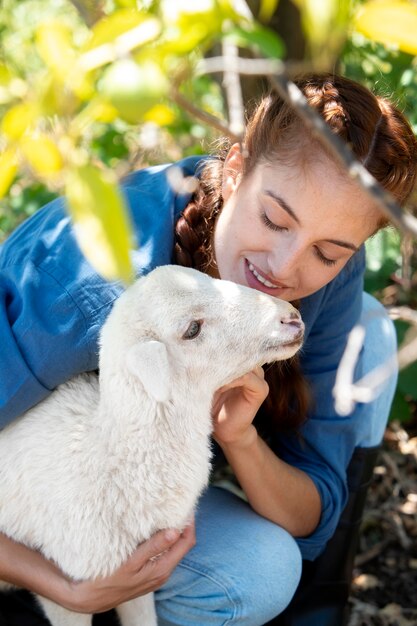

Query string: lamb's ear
[126,340,171,403]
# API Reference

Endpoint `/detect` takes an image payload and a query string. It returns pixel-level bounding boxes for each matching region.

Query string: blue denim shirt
[0,156,366,560]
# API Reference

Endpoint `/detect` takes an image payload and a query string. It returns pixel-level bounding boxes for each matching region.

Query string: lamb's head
[99,265,304,403]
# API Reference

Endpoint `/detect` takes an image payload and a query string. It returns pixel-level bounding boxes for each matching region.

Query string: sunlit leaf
[84,9,151,50]
[20,135,63,177]
[78,14,161,74]
[355,1,417,56]
[1,102,38,140]
[160,0,216,24]
[0,64,12,86]
[37,74,81,116]
[293,0,351,65]
[35,21,76,74]
[258,0,279,23]
[0,147,18,199]
[160,0,224,51]
[226,23,285,58]
[143,103,176,125]
[65,164,135,284]
[71,99,118,138]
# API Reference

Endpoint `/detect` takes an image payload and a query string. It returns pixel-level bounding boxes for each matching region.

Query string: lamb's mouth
[281,338,303,347]
[263,338,303,351]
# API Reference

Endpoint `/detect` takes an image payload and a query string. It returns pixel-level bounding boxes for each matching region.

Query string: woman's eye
[260,211,288,233]
[182,320,203,340]
[314,247,337,267]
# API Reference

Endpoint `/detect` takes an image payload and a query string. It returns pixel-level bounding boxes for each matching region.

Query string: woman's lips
[244,259,291,294]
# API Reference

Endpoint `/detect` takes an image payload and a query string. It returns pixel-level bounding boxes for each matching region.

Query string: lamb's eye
[183,320,203,340]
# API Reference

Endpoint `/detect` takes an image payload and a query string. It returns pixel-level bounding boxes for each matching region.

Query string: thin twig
[354,538,391,568]
[221,41,245,139]
[68,0,105,27]
[171,90,241,143]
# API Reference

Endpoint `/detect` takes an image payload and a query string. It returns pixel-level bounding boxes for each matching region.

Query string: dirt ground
[348,420,417,626]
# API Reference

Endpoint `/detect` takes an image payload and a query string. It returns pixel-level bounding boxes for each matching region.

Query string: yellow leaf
[78,15,161,73]
[355,0,417,55]
[83,9,150,50]
[1,102,38,140]
[143,103,175,125]
[0,64,12,86]
[20,135,63,177]
[259,0,279,23]
[71,100,117,138]
[35,21,76,74]
[65,164,135,284]
[0,147,18,199]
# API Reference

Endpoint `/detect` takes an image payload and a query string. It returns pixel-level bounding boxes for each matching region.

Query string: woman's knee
[235,523,302,624]
[156,487,302,625]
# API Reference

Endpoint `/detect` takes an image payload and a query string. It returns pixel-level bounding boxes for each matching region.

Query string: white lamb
[0,265,304,626]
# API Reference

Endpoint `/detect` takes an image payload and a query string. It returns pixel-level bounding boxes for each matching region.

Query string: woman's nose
[268,242,302,279]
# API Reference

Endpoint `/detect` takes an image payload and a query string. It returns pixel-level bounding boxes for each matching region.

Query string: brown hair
[174,73,417,435]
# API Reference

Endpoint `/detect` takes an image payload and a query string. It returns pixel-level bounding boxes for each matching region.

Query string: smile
[247,262,279,289]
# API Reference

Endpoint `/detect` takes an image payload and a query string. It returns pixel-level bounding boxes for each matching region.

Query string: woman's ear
[222,143,244,201]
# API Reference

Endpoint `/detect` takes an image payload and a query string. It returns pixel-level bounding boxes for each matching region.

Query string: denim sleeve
[0,199,124,429]
[273,249,366,561]
[0,157,205,428]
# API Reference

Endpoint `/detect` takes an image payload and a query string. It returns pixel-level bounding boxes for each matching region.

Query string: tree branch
[171,90,241,143]
[68,0,105,28]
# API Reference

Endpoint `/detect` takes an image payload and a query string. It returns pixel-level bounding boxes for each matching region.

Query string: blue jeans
[154,293,398,626]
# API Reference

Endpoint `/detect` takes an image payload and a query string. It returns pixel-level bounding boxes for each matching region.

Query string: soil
[348,420,417,626]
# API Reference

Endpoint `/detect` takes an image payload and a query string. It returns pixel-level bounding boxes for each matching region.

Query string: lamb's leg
[116,592,157,626]
[35,594,92,626]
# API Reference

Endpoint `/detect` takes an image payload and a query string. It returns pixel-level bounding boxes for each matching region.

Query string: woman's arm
[0,524,195,613]
[213,251,366,546]
[212,368,321,537]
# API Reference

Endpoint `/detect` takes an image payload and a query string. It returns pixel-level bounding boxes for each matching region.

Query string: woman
[0,74,416,626]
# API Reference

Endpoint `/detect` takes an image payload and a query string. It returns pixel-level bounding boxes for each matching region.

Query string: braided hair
[174,73,417,435]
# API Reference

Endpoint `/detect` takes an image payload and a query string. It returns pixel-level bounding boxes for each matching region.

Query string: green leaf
[226,24,285,58]
[65,164,135,284]
[99,58,168,125]
[389,388,412,422]
[355,1,417,56]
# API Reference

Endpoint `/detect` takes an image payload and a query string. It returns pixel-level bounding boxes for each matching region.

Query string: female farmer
[0,73,416,626]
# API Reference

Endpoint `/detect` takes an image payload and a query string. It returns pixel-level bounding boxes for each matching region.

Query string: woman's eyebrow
[324,239,359,252]
[265,190,300,224]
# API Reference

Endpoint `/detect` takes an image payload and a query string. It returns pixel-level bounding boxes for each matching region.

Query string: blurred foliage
[0,0,284,280]
[341,34,417,131]
[1,0,417,420]
[340,2,417,424]
[363,229,417,423]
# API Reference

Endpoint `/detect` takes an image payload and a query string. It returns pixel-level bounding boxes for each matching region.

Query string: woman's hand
[212,366,269,449]
[62,521,196,613]
[0,522,195,615]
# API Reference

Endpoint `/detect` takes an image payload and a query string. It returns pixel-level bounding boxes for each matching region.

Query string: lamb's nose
[280,311,302,328]
[280,312,304,339]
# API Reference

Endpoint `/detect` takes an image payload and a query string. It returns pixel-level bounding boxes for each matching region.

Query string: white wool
[0,265,303,626]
